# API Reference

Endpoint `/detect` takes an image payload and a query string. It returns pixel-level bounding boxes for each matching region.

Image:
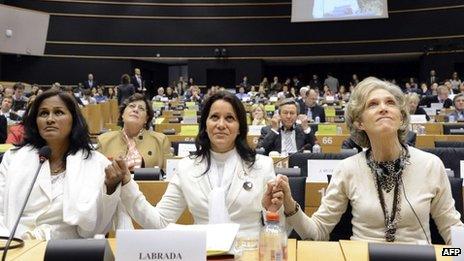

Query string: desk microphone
[2,146,51,261]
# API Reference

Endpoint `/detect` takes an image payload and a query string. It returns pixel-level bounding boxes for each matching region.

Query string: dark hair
[193,91,256,175]
[13,82,25,91]
[21,90,93,159]
[121,74,131,85]
[118,93,154,130]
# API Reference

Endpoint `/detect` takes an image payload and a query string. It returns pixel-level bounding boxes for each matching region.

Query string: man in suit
[309,74,322,92]
[424,85,453,108]
[447,93,464,121]
[132,68,146,94]
[270,76,282,94]
[83,73,97,90]
[0,95,22,123]
[301,89,326,123]
[427,69,439,86]
[12,82,28,112]
[239,76,251,91]
[257,98,316,155]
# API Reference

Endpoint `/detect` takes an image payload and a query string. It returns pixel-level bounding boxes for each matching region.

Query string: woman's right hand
[105,157,131,194]
[274,174,297,215]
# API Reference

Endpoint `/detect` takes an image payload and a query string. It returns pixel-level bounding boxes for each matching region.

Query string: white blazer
[0,146,124,239]
[121,154,277,234]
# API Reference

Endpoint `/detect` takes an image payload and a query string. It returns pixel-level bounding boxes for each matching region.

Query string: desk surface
[5,238,297,261]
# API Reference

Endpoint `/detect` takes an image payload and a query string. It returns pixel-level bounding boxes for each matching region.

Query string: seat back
[423,148,464,178]
[327,174,353,241]
[434,141,464,148]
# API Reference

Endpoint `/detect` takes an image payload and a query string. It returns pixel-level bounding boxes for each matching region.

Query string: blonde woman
[266,77,463,244]
[250,104,269,125]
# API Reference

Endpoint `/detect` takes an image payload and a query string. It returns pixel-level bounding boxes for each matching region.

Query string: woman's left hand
[104,157,131,194]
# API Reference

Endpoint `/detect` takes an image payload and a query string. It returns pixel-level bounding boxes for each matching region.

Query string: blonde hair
[250,104,269,124]
[405,92,420,104]
[345,77,410,148]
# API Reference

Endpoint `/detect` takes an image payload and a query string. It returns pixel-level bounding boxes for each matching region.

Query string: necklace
[50,161,66,174]
[366,146,410,242]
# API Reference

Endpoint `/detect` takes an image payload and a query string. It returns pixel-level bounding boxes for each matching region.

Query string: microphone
[2,146,51,261]
[272,143,313,166]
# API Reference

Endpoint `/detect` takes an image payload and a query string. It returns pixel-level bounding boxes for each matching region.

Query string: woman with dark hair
[106,91,283,234]
[0,90,128,240]
[117,74,135,105]
[98,93,171,171]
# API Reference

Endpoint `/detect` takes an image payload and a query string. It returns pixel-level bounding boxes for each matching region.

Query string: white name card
[410,114,427,123]
[451,226,464,261]
[307,159,341,182]
[117,229,206,261]
[423,108,437,116]
[248,125,264,135]
[165,158,181,181]
[177,143,197,157]
[430,102,444,110]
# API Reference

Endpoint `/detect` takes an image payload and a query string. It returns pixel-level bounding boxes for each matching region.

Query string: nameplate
[154,118,164,124]
[324,107,336,117]
[264,104,276,112]
[185,102,196,108]
[161,97,169,102]
[248,125,264,135]
[423,108,437,116]
[180,125,199,136]
[116,230,206,261]
[178,143,197,157]
[165,158,181,181]
[152,101,164,109]
[317,124,337,135]
[183,110,197,117]
[269,97,278,102]
[182,116,197,124]
[430,102,444,110]
[410,114,427,123]
[307,159,341,182]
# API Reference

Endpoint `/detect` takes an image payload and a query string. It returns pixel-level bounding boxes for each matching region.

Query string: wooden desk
[297,241,344,261]
[11,238,297,261]
[315,134,350,153]
[0,240,43,260]
[416,134,464,148]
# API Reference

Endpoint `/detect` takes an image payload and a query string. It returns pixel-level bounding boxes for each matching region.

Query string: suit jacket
[0,115,6,144]
[447,111,464,122]
[257,125,316,155]
[301,104,326,123]
[0,146,122,239]
[120,154,280,235]
[116,84,135,105]
[424,95,453,109]
[83,80,97,90]
[131,75,144,92]
[97,130,172,170]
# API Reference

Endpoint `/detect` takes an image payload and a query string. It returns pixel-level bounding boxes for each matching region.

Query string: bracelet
[284,201,300,217]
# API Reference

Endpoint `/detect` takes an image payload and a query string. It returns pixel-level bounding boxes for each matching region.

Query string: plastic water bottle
[259,212,287,261]
[336,126,342,135]
[307,109,313,121]
[312,141,321,153]
[314,116,320,123]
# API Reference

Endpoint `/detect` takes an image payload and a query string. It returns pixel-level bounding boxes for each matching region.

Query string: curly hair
[345,77,410,148]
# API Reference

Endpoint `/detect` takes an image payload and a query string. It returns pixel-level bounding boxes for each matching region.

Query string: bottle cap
[266,211,280,221]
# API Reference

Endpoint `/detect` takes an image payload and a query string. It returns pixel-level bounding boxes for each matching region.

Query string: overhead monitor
[292,0,388,22]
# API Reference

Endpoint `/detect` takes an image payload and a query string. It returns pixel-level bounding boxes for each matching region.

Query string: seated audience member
[277,84,290,98]
[423,85,453,108]
[105,91,283,235]
[337,85,350,102]
[322,85,334,99]
[447,93,464,121]
[63,86,84,106]
[236,86,249,101]
[117,74,135,105]
[450,72,461,93]
[93,86,108,103]
[80,89,97,106]
[186,86,203,103]
[0,95,22,124]
[98,93,171,171]
[268,77,463,244]
[296,87,309,110]
[250,104,269,125]
[257,98,316,155]
[152,87,166,101]
[302,89,326,123]
[459,83,464,94]
[420,83,430,96]
[105,86,117,100]
[165,86,178,100]
[0,90,126,240]
[406,93,430,121]
[12,82,29,112]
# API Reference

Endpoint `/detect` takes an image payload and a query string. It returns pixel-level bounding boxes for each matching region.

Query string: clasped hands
[262,174,297,215]
[105,157,132,195]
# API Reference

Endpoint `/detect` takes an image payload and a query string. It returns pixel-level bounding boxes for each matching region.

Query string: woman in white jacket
[0,90,127,240]
[108,91,283,235]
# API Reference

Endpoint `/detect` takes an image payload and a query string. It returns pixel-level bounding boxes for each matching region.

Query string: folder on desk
[165,223,240,256]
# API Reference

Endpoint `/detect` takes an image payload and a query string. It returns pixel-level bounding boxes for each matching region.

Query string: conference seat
[434,141,464,148]
[423,148,464,178]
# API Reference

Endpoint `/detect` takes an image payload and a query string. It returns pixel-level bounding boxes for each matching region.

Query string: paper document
[165,223,240,255]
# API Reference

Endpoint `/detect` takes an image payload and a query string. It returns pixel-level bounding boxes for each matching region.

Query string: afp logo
[442,248,461,256]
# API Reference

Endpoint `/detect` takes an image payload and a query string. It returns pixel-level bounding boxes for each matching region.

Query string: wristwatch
[284,201,300,217]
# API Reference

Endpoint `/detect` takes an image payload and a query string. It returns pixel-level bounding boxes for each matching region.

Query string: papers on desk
[307,159,341,182]
[410,114,427,123]
[165,223,240,255]
[451,226,464,261]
